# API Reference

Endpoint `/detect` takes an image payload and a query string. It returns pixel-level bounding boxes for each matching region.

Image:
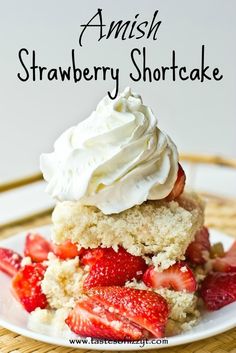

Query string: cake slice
[52,192,204,270]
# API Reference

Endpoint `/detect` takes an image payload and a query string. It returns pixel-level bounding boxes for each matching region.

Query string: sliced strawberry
[143,262,197,292]
[0,248,22,277]
[80,247,106,267]
[87,287,169,338]
[185,227,210,265]
[83,247,147,290]
[12,263,48,312]
[200,272,236,310]
[212,240,236,272]
[24,233,52,262]
[166,163,186,201]
[66,296,147,340]
[52,240,84,260]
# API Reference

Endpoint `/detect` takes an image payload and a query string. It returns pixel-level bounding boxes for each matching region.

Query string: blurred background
[0,0,235,225]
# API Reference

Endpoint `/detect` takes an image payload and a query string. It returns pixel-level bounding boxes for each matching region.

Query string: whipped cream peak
[40,87,179,214]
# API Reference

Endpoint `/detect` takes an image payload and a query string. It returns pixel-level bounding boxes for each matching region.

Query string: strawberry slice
[52,240,84,260]
[212,240,236,272]
[200,272,236,310]
[143,262,197,292]
[185,227,210,265]
[66,296,147,340]
[166,163,186,201]
[82,247,147,290]
[80,247,106,267]
[24,233,52,262]
[12,263,48,312]
[0,248,22,277]
[87,287,169,338]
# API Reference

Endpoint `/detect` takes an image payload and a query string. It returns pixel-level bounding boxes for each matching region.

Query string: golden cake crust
[52,192,204,270]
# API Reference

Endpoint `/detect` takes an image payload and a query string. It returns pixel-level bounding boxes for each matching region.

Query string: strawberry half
[87,287,169,338]
[0,248,22,277]
[12,263,48,312]
[212,240,236,272]
[82,247,147,290]
[143,262,197,292]
[166,163,186,201]
[52,240,84,260]
[24,233,52,262]
[200,272,236,310]
[185,227,210,265]
[66,296,147,340]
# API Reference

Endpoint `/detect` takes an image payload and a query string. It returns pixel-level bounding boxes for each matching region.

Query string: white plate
[0,226,235,351]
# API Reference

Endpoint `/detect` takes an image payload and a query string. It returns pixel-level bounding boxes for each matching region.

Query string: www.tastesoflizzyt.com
[68,337,169,348]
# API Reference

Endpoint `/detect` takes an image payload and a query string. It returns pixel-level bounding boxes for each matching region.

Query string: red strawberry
[166,163,186,201]
[212,240,236,272]
[143,262,197,292]
[200,272,236,310]
[12,263,48,312]
[83,247,147,290]
[24,233,52,262]
[66,296,147,340]
[80,247,106,267]
[52,240,84,260]
[0,248,22,277]
[185,227,210,265]
[87,287,169,338]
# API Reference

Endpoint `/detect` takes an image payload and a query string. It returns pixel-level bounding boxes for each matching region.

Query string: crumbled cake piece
[52,192,204,270]
[41,254,85,309]
[28,307,71,336]
[165,317,200,336]
[155,288,200,323]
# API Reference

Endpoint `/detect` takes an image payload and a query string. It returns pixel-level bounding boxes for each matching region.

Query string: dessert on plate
[1,88,236,340]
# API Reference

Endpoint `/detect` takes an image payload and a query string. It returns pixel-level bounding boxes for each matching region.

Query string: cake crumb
[28,308,71,336]
[21,256,32,267]
[41,257,85,309]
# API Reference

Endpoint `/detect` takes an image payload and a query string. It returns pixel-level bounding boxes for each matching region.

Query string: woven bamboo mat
[0,196,236,353]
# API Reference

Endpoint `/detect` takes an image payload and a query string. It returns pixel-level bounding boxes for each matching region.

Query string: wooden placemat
[0,196,236,353]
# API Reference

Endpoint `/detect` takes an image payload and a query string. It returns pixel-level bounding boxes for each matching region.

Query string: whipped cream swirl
[40,87,179,214]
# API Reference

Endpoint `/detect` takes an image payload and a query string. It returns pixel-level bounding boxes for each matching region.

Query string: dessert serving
[0,88,236,341]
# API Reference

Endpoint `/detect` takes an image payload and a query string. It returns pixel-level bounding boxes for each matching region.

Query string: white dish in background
[0,225,235,351]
